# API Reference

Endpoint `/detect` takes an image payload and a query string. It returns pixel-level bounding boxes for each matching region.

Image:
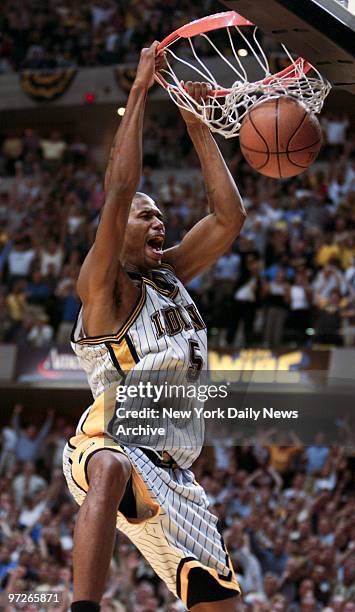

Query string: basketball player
[63,42,246,611]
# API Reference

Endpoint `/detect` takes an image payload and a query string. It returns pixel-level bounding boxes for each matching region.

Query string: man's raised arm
[77,42,160,302]
[163,81,246,284]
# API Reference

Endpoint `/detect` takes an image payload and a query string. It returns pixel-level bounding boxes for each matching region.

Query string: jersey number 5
[187,340,203,382]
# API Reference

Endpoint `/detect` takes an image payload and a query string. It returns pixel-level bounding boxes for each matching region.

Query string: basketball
[239,96,323,178]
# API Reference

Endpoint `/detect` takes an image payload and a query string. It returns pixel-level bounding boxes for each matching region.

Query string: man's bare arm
[77,42,159,302]
[163,82,246,284]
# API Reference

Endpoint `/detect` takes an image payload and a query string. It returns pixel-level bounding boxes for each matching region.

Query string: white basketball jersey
[71,264,208,467]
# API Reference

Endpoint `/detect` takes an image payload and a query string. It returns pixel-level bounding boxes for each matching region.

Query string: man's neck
[124,262,153,280]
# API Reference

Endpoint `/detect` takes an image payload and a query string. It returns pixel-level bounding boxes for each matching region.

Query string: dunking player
[63,42,246,611]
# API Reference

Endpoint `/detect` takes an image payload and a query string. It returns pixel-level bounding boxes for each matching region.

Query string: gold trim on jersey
[80,384,118,436]
[160,262,176,274]
[108,337,139,372]
[178,557,240,606]
[143,277,179,300]
[76,283,146,346]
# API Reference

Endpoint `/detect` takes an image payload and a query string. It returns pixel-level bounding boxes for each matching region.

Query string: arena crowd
[0,111,354,349]
[0,406,354,611]
[0,0,219,72]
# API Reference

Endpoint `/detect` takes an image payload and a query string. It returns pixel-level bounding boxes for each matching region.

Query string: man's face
[122,194,165,271]
[136,581,154,604]
[274,537,284,556]
[330,290,340,306]
[26,425,37,439]
[264,574,278,597]
[24,461,35,476]
[299,579,314,597]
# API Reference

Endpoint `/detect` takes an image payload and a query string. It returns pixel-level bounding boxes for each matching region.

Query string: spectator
[262,269,289,347]
[213,247,241,345]
[0,545,17,583]
[305,433,330,475]
[26,270,51,307]
[342,292,355,347]
[313,462,337,493]
[48,422,74,469]
[7,239,36,282]
[40,131,67,165]
[55,278,80,345]
[2,134,23,175]
[39,240,64,277]
[318,518,335,546]
[158,174,184,206]
[11,404,54,463]
[91,0,115,30]
[322,113,349,157]
[12,461,47,506]
[333,558,355,601]
[27,312,54,347]
[227,256,261,346]
[0,425,17,475]
[316,234,342,268]
[314,288,343,345]
[249,530,289,577]
[329,166,351,208]
[286,271,313,345]
[5,279,28,341]
[0,288,12,341]
[338,233,355,271]
[313,262,346,307]
[18,490,48,529]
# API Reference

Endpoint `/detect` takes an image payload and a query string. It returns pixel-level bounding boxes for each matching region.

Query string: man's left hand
[178,81,212,127]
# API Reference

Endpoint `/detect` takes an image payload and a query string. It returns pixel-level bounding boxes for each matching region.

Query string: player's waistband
[135,447,179,470]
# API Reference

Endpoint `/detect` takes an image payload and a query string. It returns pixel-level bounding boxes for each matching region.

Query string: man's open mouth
[146,235,164,256]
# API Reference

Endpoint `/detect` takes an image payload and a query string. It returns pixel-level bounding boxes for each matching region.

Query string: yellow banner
[20,67,76,101]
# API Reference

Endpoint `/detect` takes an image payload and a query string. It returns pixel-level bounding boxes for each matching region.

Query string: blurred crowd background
[0,0,225,72]
[0,1,354,611]
[0,113,354,610]
[0,111,354,349]
[0,407,354,611]
[0,0,292,74]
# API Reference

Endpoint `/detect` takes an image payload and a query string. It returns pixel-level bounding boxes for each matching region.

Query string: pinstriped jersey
[71,264,208,467]
[71,264,207,398]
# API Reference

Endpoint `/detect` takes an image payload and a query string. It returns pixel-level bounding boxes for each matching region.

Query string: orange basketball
[239,96,322,178]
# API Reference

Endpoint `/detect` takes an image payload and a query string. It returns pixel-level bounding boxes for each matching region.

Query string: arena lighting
[117,107,126,116]
[84,92,96,103]
[237,48,248,57]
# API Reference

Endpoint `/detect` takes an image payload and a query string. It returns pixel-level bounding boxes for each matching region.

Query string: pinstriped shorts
[63,432,241,608]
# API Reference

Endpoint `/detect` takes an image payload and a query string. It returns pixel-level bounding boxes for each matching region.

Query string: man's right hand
[134,41,164,90]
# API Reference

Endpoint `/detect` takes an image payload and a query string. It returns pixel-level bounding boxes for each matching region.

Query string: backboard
[219,0,355,94]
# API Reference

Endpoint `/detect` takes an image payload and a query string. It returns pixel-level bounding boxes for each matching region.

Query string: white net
[157,25,331,138]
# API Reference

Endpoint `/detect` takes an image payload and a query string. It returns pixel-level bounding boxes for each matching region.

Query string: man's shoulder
[33,474,47,485]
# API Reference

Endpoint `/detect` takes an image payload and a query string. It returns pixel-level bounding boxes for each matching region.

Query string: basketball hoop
[155,11,331,138]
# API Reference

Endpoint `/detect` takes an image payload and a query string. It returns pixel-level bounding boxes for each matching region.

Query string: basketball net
[155,11,331,138]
